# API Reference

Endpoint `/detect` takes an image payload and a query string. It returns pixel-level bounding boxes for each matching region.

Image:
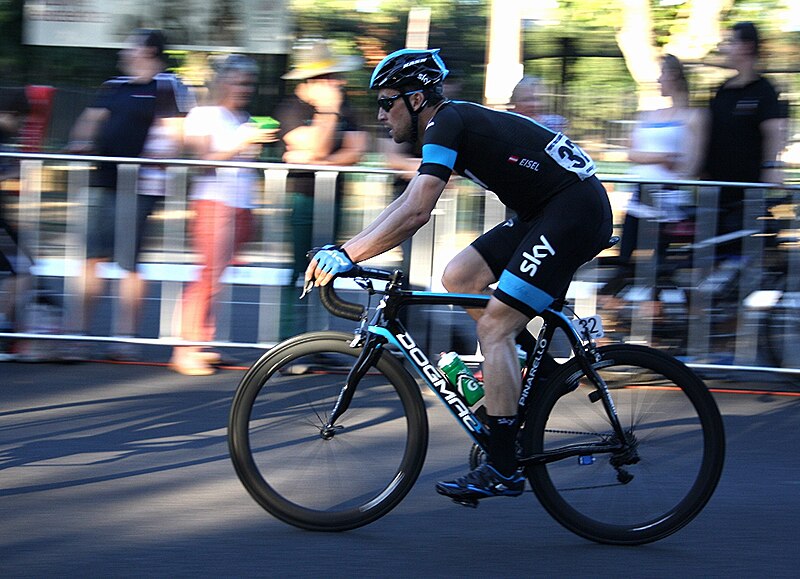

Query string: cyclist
[306,49,613,503]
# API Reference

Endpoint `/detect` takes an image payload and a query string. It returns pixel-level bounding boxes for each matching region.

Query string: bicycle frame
[321,276,631,463]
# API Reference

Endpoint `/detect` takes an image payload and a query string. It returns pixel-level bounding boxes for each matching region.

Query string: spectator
[0,86,29,161]
[601,54,705,317]
[619,55,704,267]
[703,21,786,245]
[0,86,33,360]
[169,54,272,376]
[273,38,367,337]
[509,76,569,133]
[65,29,193,360]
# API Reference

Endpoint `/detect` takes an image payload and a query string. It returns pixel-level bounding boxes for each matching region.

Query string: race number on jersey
[544,133,596,181]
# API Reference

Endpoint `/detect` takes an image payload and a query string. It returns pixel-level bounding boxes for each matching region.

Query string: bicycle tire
[523,344,725,545]
[228,331,428,531]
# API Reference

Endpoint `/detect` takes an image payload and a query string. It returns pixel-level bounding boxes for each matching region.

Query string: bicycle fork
[320,334,384,439]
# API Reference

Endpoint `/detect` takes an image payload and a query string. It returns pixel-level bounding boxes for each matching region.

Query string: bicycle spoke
[229,333,428,531]
[525,345,724,545]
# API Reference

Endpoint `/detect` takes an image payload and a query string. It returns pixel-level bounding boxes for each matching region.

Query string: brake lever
[299,279,314,300]
[354,277,374,293]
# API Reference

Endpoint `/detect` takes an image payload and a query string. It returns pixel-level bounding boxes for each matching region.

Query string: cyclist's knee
[442,251,494,294]
[476,307,527,346]
[442,261,475,293]
[442,265,461,293]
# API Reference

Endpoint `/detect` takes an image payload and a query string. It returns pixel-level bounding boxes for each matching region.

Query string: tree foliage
[287,0,488,104]
[1,0,796,123]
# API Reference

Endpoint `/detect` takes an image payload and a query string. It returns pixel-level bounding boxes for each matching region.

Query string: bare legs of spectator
[63,257,147,360]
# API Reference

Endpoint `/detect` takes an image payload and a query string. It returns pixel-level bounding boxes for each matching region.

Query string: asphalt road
[1,356,799,578]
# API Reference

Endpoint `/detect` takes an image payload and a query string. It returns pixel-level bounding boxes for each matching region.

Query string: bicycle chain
[544,428,612,438]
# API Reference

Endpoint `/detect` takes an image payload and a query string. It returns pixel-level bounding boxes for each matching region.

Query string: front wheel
[522,344,725,545]
[228,331,428,531]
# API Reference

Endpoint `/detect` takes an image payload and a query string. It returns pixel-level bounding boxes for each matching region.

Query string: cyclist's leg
[442,245,496,297]
[478,299,531,415]
[442,216,528,307]
[443,219,545,358]
[438,180,612,503]
[435,297,530,502]
[491,186,611,446]
[477,298,532,478]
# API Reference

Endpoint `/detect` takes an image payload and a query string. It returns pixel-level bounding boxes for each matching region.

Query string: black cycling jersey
[418,100,597,220]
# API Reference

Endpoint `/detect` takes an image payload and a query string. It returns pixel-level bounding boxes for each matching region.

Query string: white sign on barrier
[23,0,291,53]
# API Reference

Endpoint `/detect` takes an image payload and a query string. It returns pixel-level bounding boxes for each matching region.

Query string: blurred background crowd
[1,0,798,372]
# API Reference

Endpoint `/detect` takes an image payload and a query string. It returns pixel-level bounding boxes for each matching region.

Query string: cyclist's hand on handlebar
[305,245,355,287]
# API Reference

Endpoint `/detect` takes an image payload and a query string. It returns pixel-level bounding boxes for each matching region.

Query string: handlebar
[319,284,364,321]
[316,265,400,321]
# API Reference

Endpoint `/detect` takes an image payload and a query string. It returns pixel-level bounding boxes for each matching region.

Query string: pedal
[452,497,479,508]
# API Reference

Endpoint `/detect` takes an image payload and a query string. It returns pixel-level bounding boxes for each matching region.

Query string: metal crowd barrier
[600,175,800,373]
[0,151,798,374]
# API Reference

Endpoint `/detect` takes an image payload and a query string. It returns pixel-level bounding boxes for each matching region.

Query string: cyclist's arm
[342,173,446,263]
[343,172,434,242]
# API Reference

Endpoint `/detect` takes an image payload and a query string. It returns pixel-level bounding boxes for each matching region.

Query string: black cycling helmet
[370,49,449,143]
[369,48,449,91]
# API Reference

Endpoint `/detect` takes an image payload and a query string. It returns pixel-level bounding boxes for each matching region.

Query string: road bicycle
[228,262,725,545]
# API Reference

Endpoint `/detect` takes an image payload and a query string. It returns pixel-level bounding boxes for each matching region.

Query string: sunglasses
[377,90,423,112]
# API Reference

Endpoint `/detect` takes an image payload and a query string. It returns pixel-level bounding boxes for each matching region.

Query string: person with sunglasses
[306,48,613,504]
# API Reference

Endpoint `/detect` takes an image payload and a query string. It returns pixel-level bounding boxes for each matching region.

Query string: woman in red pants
[170,55,274,375]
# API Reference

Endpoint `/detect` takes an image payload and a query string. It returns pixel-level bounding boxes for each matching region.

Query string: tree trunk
[616,0,662,110]
[617,0,732,110]
[664,0,735,61]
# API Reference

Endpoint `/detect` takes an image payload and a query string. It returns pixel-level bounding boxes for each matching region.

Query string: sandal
[170,348,216,376]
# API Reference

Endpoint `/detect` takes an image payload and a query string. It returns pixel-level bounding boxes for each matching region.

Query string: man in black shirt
[66,29,192,359]
[305,49,613,502]
[704,21,785,242]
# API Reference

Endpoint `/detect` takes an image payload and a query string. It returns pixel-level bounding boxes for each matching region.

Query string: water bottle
[516,344,528,369]
[437,351,484,405]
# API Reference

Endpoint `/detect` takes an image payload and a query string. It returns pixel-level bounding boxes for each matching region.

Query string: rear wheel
[523,344,725,545]
[228,331,428,531]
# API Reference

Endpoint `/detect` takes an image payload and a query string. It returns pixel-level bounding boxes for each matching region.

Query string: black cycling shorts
[471,177,612,318]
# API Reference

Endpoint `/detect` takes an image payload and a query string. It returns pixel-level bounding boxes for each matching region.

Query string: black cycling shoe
[436,464,525,505]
